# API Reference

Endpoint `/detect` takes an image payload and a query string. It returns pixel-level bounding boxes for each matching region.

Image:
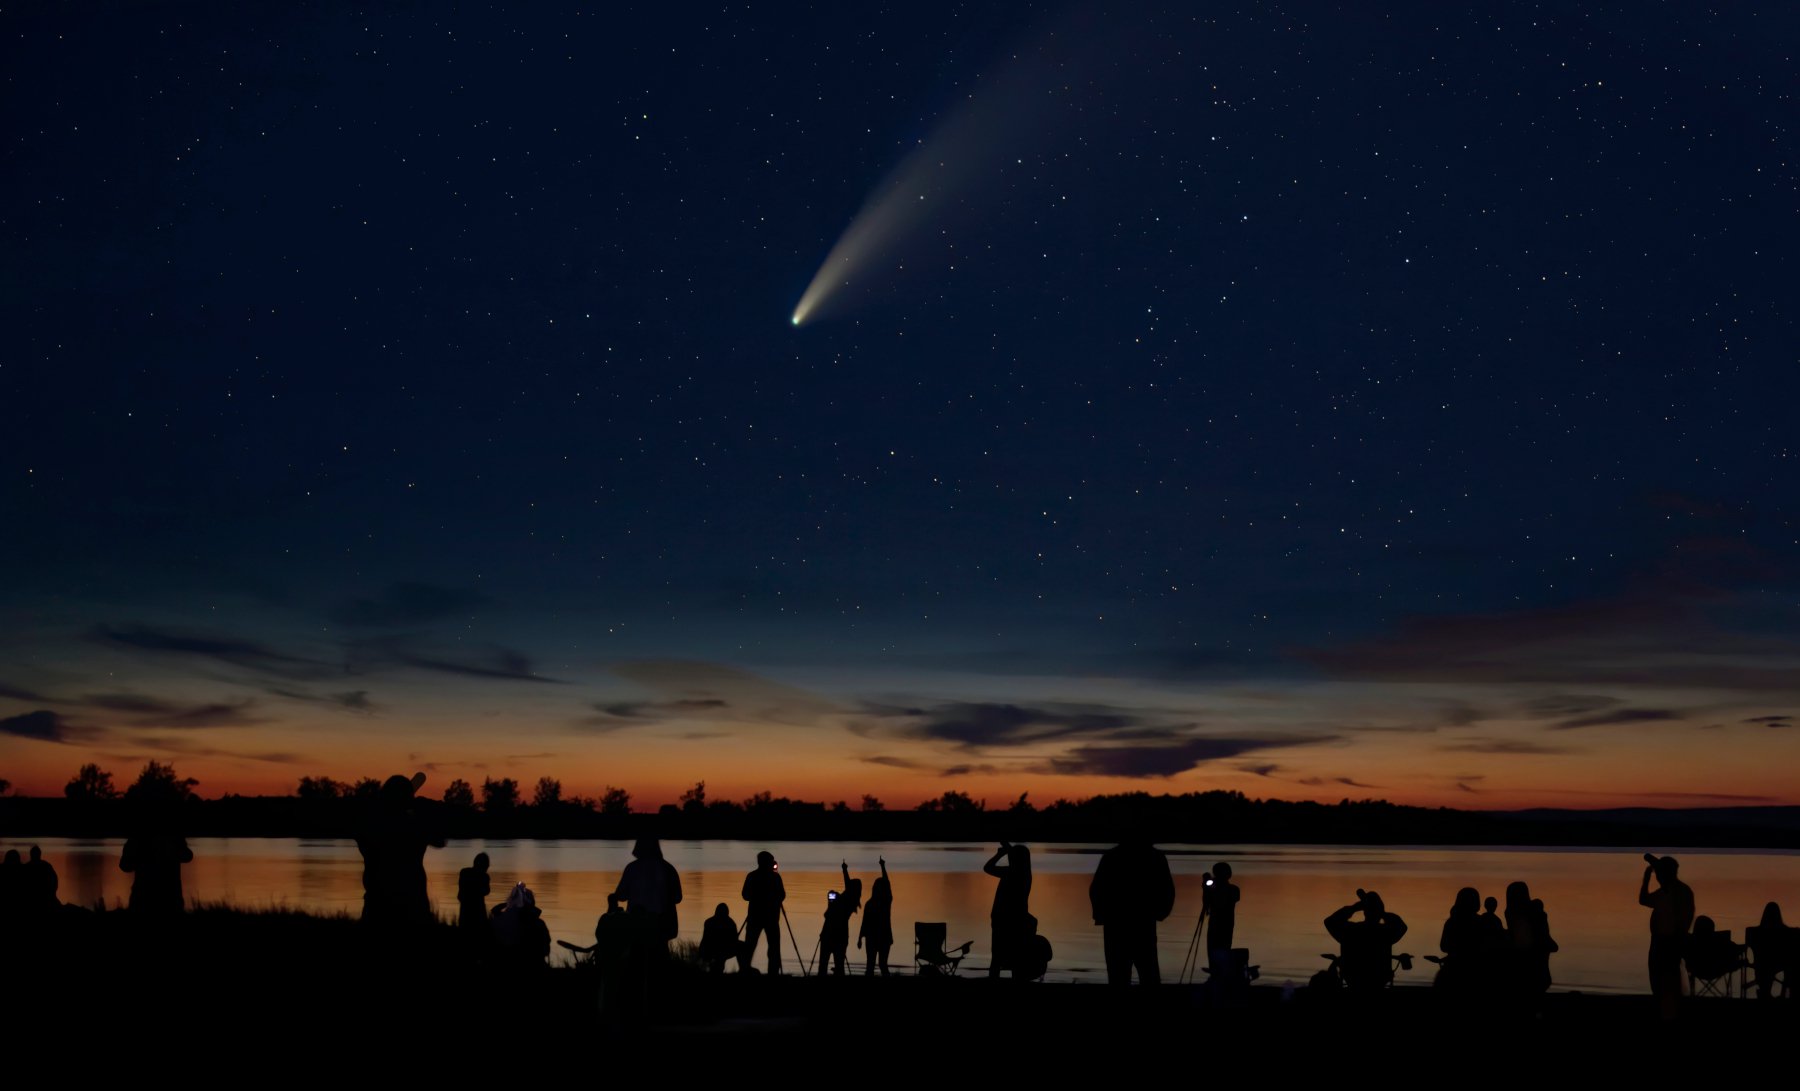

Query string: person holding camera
[817,860,862,976]
[1204,861,1241,966]
[1089,832,1176,986]
[1639,854,1694,1019]
[1324,889,1408,991]
[739,850,785,974]
[983,841,1033,978]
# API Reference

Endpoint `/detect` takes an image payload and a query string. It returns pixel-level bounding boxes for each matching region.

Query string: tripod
[1178,904,1211,985]
[780,904,810,975]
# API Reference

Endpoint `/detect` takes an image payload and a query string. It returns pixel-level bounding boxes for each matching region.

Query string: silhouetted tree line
[5,763,1800,846]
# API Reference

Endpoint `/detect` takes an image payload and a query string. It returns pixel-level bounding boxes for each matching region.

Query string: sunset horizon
[2,5,1796,821]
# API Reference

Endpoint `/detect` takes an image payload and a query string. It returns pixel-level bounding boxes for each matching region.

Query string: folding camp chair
[913,922,972,976]
[1685,919,1747,998]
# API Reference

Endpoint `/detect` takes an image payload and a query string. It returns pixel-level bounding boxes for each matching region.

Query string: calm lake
[20,838,1800,993]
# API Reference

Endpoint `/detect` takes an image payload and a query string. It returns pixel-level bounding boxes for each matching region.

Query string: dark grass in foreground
[13,905,1793,1063]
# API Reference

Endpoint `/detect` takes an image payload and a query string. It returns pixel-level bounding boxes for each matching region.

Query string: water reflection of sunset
[23,839,1800,994]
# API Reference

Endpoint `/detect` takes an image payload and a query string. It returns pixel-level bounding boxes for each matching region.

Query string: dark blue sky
[3,3,1796,806]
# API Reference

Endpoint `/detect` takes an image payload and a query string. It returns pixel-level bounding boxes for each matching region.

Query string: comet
[790,48,1064,328]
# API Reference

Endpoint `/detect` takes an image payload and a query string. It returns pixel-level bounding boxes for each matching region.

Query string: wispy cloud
[347,637,564,684]
[589,698,730,724]
[0,709,95,744]
[1035,734,1333,778]
[91,624,328,680]
[329,582,490,628]
[1299,775,1382,790]
[863,700,1148,749]
[1551,708,1680,730]
[131,699,268,729]
[1439,738,1579,755]
[0,682,53,703]
[1743,714,1792,729]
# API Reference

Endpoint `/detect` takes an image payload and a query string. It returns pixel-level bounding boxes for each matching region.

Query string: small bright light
[790,314,801,326]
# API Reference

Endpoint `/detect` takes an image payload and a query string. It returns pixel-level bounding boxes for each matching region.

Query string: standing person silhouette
[739,850,786,974]
[983,841,1033,978]
[613,838,682,952]
[612,838,683,1014]
[859,857,895,976]
[1088,832,1176,986]
[817,860,861,976]
[1503,880,1558,1000]
[354,773,446,932]
[1640,854,1695,1020]
[1204,861,1241,970]
[120,797,194,917]
[457,851,491,932]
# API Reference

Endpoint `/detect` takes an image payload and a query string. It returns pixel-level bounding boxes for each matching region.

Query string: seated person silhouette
[0,849,21,923]
[592,893,636,1021]
[1435,887,1489,993]
[699,903,739,974]
[594,893,631,969]
[1324,889,1408,991]
[23,846,59,916]
[1746,902,1795,1001]
[1684,915,1742,991]
[490,882,551,970]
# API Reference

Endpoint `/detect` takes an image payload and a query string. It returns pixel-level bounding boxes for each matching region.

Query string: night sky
[4,3,1797,808]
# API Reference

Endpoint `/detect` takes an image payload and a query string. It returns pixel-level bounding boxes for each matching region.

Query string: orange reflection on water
[19,838,1800,993]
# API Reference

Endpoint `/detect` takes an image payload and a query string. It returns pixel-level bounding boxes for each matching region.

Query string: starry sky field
[3,3,1797,809]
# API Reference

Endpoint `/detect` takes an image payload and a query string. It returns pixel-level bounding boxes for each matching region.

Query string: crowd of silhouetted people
[5,776,1798,1023]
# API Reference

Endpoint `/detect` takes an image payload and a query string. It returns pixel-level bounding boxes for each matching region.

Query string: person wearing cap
[739,849,786,974]
[1640,854,1695,1019]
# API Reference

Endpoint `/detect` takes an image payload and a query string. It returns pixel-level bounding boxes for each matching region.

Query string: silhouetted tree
[861,794,885,812]
[832,800,851,813]
[351,777,382,800]
[916,790,983,814]
[482,776,520,813]
[532,776,562,808]
[65,763,118,801]
[295,776,345,803]
[600,786,631,815]
[0,777,11,796]
[442,778,476,809]
[125,761,197,802]
[1008,792,1036,814]
[681,780,706,815]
